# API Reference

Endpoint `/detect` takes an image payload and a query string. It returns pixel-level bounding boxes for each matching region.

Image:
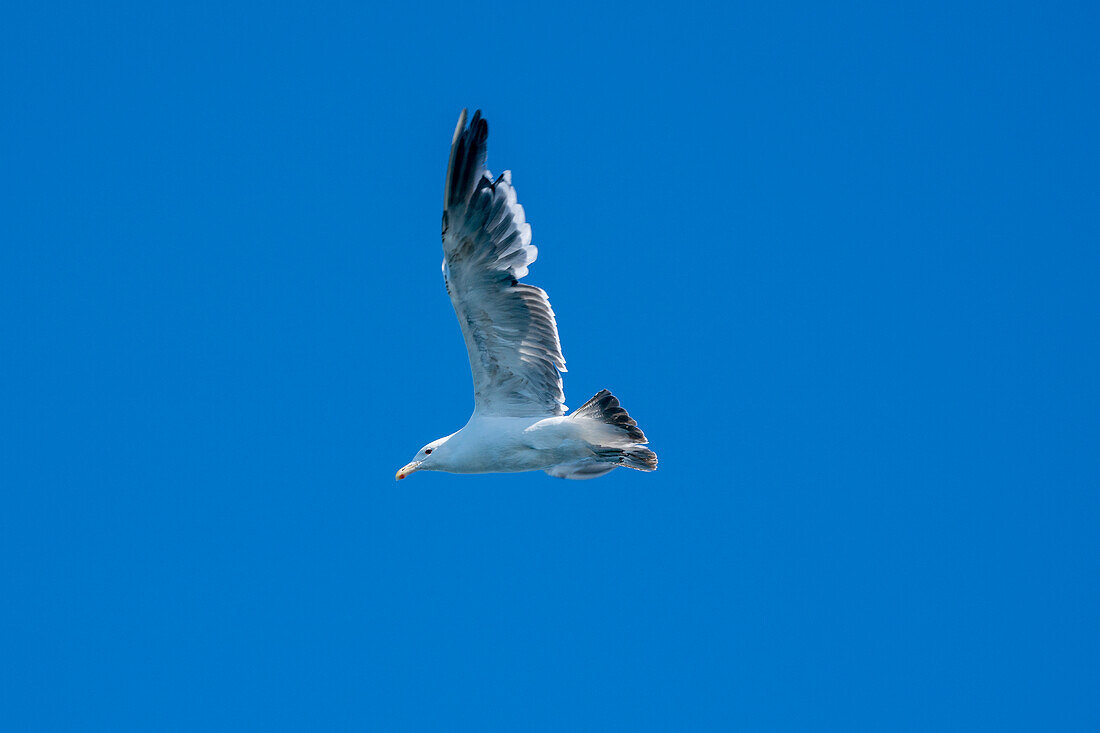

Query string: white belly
[443,416,594,474]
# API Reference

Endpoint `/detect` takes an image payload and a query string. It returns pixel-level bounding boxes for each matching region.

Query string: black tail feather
[620,445,658,472]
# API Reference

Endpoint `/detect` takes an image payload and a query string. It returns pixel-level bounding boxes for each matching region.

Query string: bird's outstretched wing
[441,109,566,417]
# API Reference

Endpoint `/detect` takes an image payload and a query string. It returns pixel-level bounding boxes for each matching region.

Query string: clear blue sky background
[2,1,1098,730]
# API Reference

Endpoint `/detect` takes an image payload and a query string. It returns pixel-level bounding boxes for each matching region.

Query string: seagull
[396,110,657,481]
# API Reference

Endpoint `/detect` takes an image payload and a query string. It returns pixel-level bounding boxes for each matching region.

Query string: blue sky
[2,1,1098,730]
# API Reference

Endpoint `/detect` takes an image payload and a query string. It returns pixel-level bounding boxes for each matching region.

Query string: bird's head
[396,435,451,480]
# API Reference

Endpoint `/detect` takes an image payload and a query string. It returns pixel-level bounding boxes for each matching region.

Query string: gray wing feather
[441,109,567,417]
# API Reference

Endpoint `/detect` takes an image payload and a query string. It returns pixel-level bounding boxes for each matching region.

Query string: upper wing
[441,109,567,417]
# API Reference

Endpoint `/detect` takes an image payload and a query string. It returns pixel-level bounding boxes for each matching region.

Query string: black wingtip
[570,389,649,444]
[444,108,490,210]
[471,109,488,142]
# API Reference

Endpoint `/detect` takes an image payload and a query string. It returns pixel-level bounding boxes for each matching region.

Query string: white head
[395,435,452,480]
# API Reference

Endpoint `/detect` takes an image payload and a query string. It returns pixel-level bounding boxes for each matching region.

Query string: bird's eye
[425,448,432,454]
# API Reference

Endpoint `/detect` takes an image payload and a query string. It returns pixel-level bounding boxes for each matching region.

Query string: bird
[396,109,657,481]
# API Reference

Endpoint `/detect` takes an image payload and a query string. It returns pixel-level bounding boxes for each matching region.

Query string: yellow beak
[395,461,421,480]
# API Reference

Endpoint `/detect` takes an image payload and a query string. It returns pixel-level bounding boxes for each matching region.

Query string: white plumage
[396,110,656,481]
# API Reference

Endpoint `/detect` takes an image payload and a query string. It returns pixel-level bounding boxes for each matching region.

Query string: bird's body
[396,110,656,481]
[420,416,598,475]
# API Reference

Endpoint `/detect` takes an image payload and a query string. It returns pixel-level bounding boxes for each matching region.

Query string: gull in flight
[396,110,657,481]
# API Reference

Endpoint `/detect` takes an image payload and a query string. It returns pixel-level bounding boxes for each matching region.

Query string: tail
[570,389,657,472]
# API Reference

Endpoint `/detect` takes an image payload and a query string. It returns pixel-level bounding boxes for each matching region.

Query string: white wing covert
[441,109,567,417]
